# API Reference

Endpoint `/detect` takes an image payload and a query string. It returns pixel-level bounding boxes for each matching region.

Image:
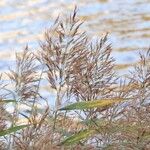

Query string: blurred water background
[0,0,150,103]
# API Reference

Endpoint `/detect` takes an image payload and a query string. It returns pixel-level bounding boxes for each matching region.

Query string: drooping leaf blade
[59,98,125,111]
[0,125,29,137]
[60,129,95,145]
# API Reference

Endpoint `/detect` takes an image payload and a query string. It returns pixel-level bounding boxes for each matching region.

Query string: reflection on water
[0,0,150,93]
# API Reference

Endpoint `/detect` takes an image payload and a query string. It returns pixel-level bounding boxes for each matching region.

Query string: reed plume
[0,8,149,150]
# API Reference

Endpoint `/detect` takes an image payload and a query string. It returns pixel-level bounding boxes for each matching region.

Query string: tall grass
[0,8,150,150]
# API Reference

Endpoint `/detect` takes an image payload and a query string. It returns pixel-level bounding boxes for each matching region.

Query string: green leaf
[0,99,17,104]
[59,98,124,110]
[0,125,29,137]
[60,129,95,145]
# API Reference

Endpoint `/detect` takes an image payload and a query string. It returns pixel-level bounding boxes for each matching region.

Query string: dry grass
[0,8,149,150]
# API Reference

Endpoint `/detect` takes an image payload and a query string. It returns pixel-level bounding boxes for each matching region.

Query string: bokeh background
[0,0,150,100]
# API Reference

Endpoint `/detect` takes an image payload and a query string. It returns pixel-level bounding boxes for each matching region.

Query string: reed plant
[0,8,149,150]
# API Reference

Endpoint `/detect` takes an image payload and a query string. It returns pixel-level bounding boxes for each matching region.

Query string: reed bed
[0,8,150,150]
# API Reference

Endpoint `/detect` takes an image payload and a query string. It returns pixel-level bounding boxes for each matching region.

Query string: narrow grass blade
[0,125,29,137]
[60,129,95,145]
[0,99,17,104]
[59,98,124,110]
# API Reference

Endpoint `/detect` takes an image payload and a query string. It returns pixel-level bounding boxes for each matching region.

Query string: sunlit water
[0,0,150,105]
